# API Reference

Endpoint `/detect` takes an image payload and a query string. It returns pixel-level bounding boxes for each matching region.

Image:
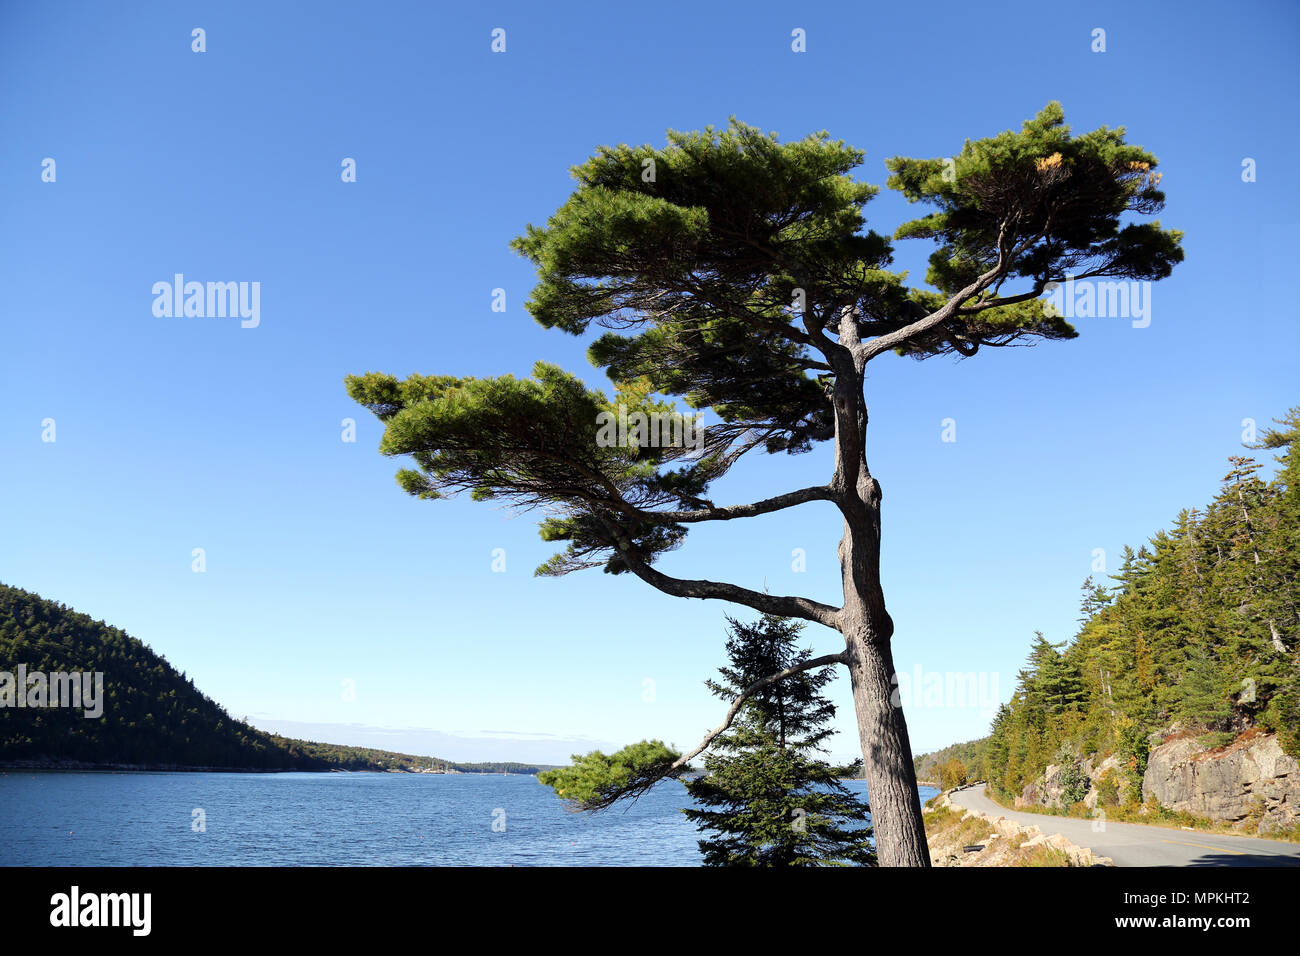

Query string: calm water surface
[0,771,938,866]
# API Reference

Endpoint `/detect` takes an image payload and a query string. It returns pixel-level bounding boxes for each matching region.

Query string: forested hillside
[0,583,543,773]
[982,408,1299,802]
[914,738,988,788]
[0,583,305,768]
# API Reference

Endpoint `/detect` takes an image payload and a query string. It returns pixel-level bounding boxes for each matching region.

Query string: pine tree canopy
[347,105,1183,583]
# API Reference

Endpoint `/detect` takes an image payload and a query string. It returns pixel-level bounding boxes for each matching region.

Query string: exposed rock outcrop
[1011,730,1299,833]
[1143,730,1300,833]
[1084,755,1134,809]
[1017,754,1133,810]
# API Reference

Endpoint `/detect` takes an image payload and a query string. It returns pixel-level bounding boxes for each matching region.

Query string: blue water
[0,771,938,866]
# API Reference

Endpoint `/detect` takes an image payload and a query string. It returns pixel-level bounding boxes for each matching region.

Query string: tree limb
[668,651,850,771]
[614,543,841,629]
[558,650,850,811]
[633,484,838,524]
[857,220,1024,362]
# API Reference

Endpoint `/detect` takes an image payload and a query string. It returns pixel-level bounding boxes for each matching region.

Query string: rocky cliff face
[1014,730,1299,834]
[1016,754,1134,811]
[1143,730,1300,833]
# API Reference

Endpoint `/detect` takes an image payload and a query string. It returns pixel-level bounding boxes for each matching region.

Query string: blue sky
[2,1,1296,764]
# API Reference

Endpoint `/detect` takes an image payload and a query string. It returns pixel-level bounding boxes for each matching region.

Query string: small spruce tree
[680,614,876,866]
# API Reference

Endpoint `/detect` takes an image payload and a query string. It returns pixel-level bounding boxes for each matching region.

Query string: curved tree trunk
[829,315,931,867]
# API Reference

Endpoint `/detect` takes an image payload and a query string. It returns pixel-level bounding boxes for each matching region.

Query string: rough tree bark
[828,309,930,867]
[844,621,930,866]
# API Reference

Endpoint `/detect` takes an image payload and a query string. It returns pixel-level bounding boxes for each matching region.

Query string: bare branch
[956,281,1049,315]
[634,484,838,524]
[669,651,849,770]
[857,220,1022,362]
[614,543,841,629]
[563,650,849,811]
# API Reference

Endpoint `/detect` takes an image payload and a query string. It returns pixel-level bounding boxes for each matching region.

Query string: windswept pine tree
[348,105,1183,865]
[985,407,1300,802]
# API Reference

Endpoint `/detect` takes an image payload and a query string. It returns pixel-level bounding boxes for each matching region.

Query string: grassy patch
[924,804,992,844]
[1022,844,1074,867]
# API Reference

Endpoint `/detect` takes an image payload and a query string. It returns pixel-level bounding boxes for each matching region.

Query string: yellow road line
[1161,838,1245,855]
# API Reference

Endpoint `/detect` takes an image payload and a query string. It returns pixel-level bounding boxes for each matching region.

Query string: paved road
[947,784,1300,867]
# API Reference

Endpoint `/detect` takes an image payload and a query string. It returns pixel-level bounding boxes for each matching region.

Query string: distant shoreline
[0,759,538,775]
[3,764,306,774]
